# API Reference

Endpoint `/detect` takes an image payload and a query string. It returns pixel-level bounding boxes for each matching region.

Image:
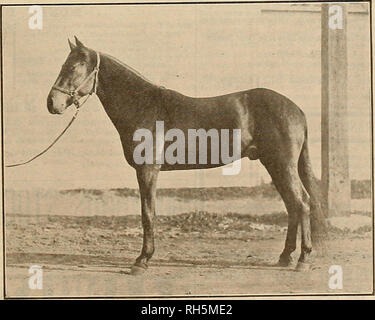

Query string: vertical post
[321,3,350,216]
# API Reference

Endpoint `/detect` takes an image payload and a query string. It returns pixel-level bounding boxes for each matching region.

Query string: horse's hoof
[295,261,312,272]
[278,261,293,267]
[277,256,293,267]
[130,264,148,276]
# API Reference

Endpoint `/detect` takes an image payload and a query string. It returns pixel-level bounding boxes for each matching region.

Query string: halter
[52,51,100,108]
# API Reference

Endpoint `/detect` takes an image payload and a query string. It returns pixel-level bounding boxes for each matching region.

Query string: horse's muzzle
[47,92,67,114]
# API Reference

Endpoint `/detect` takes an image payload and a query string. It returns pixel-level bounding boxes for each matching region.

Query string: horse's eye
[70,63,82,71]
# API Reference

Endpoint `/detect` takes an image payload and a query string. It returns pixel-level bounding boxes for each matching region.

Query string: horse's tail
[298,128,328,248]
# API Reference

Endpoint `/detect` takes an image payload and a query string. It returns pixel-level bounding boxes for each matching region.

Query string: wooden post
[321,3,350,216]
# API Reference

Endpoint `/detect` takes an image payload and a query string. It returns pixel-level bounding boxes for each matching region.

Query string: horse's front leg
[131,165,160,275]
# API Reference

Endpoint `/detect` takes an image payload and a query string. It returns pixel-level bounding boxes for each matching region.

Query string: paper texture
[1,1,373,298]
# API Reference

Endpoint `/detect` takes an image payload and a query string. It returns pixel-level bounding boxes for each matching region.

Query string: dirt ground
[5,213,373,297]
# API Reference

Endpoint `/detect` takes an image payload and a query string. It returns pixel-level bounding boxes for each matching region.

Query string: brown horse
[47,37,326,275]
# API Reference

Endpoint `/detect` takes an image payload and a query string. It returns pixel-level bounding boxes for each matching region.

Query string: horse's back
[162,87,306,131]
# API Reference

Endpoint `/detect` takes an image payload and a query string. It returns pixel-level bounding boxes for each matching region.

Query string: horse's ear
[74,36,85,48]
[68,38,76,51]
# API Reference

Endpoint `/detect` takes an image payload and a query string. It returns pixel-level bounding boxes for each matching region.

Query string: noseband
[52,51,100,108]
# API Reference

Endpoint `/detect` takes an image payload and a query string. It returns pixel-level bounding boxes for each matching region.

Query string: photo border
[0,0,373,299]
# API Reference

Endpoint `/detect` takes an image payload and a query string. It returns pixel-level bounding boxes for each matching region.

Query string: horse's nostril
[47,95,56,113]
[47,96,52,107]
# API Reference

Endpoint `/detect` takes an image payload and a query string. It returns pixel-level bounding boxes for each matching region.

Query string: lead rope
[5,95,92,168]
[5,107,81,168]
[6,52,100,168]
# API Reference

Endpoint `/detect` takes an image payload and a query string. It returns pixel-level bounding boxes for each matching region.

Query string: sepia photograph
[0,1,373,299]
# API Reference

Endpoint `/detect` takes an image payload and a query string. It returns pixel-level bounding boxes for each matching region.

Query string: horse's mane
[101,52,157,86]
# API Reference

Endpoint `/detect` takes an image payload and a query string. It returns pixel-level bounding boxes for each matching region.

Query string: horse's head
[47,37,99,114]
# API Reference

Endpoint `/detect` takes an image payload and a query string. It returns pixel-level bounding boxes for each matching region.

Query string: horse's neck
[96,53,159,129]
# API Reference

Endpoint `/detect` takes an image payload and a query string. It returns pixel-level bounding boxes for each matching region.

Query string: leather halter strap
[52,51,100,108]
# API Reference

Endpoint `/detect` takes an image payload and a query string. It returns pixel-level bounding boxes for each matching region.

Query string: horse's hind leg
[260,158,312,270]
[131,165,160,275]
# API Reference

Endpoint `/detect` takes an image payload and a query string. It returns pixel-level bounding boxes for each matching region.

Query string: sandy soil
[5,213,373,297]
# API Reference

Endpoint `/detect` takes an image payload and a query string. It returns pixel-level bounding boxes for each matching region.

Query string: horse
[47,37,326,275]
